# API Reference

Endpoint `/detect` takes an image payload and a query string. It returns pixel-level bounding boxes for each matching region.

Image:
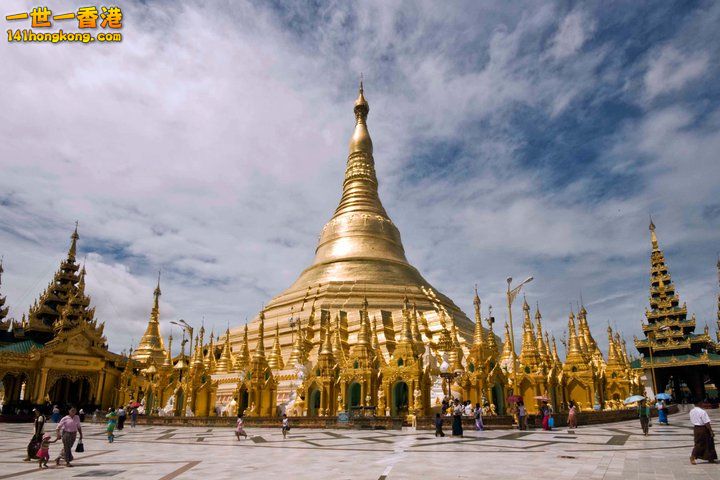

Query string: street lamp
[506,276,534,393]
[171,319,194,358]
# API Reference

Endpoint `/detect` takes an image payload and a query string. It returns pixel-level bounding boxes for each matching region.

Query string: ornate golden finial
[253,310,266,359]
[649,215,659,250]
[68,221,79,261]
[349,79,372,155]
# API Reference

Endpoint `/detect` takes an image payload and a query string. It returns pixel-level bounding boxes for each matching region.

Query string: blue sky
[1,0,719,355]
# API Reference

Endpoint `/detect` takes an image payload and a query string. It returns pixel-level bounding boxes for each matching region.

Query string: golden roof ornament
[268,323,285,370]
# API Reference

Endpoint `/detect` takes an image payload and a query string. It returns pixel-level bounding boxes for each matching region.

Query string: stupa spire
[132,273,167,365]
[68,221,79,261]
[472,286,486,350]
[535,305,548,366]
[519,297,540,366]
[235,324,250,369]
[252,311,266,360]
[268,323,285,370]
[216,328,234,373]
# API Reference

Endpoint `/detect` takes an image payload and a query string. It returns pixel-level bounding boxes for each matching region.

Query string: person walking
[130,407,138,428]
[474,403,484,431]
[517,401,526,431]
[541,402,551,431]
[281,413,290,439]
[24,408,46,461]
[51,405,61,423]
[657,400,669,425]
[638,399,650,436]
[451,399,464,437]
[117,406,126,430]
[55,406,82,467]
[106,408,117,443]
[235,413,247,440]
[78,408,85,422]
[690,400,717,464]
[36,434,58,469]
[567,401,578,429]
[434,413,445,437]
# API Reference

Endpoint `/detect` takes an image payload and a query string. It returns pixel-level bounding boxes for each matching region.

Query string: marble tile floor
[1,410,719,480]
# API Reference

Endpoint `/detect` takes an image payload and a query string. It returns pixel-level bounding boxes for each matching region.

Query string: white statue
[185,405,194,417]
[161,394,176,417]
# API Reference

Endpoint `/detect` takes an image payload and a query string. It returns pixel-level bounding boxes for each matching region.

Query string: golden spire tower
[268,323,285,370]
[133,274,167,365]
[231,83,475,380]
[215,328,235,374]
[519,298,540,367]
[534,305,549,366]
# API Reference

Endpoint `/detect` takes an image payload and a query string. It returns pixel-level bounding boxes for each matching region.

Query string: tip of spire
[649,214,655,231]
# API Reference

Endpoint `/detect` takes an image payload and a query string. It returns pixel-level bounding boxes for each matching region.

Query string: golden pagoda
[131,274,167,365]
[219,83,485,416]
[223,84,480,403]
[562,310,598,410]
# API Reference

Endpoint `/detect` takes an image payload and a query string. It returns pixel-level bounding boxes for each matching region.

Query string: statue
[377,389,385,416]
[185,405,194,417]
[227,398,238,417]
[246,402,257,416]
[337,394,343,414]
[413,386,423,415]
[489,403,496,416]
[293,395,305,417]
[160,394,175,417]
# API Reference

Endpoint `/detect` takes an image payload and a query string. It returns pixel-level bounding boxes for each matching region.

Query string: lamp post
[171,319,194,359]
[506,276,534,394]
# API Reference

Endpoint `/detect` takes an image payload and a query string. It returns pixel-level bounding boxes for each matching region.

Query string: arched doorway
[308,388,321,417]
[391,381,409,417]
[238,387,249,414]
[48,377,91,407]
[492,382,504,415]
[348,383,361,411]
[174,389,185,416]
[1,373,29,404]
[145,390,154,414]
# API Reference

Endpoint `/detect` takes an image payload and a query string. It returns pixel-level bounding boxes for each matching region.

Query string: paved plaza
[1,409,720,479]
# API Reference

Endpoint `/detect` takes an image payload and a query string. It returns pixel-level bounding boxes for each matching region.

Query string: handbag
[75,442,85,453]
[548,417,555,428]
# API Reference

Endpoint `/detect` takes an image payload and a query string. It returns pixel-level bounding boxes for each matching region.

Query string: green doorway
[392,381,409,417]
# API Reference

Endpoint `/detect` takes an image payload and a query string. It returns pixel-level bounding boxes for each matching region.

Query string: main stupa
[228,84,475,395]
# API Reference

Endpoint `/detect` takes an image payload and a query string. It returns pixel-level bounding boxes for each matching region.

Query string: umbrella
[534,396,549,401]
[507,395,522,403]
[624,395,646,404]
[129,402,141,408]
[655,393,671,401]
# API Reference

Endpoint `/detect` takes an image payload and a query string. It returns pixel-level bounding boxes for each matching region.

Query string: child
[281,413,290,439]
[434,413,445,437]
[106,408,117,443]
[37,434,57,469]
[235,413,247,440]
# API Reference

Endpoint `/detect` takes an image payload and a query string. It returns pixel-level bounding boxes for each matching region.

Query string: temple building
[0,227,127,411]
[633,220,720,401]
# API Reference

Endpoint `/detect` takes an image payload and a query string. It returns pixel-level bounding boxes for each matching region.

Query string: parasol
[623,395,646,404]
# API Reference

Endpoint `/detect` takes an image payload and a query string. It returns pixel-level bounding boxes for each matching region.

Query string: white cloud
[550,9,595,59]
[0,0,718,359]
[644,46,709,100]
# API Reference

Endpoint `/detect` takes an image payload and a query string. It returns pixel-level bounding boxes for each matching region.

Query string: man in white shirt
[690,401,717,464]
[55,407,83,467]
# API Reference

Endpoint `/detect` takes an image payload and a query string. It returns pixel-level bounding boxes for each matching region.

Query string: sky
[1,0,719,357]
